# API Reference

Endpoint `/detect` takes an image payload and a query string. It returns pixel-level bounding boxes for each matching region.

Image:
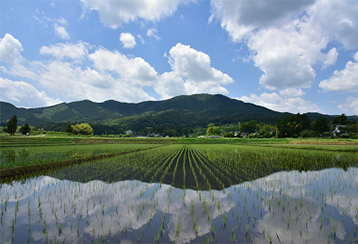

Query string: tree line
[2,113,357,138]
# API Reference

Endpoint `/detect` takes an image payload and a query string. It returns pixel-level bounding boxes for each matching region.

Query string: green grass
[0,143,162,170]
[1,135,356,173]
[259,143,358,152]
[177,137,293,144]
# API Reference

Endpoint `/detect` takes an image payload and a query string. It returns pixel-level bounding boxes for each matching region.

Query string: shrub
[300,130,316,138]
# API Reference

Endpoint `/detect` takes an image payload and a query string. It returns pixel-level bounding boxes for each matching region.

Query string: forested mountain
[0,94,353,135]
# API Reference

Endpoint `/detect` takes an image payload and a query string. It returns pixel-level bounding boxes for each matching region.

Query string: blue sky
[0,0,357,115]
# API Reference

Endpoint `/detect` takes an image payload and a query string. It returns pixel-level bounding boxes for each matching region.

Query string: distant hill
[0,94,353,133]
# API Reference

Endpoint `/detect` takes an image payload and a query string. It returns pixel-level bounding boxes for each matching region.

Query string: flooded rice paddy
[1,145,357,243]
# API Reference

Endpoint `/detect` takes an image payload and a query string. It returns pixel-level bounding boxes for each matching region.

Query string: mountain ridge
[0,94,352,132]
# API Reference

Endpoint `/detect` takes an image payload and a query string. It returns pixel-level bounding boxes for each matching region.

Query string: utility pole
[276,127,278,139]
[330,120,332,138]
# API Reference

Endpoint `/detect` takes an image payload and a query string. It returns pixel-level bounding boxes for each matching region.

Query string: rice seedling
[58,223,63,235]
[175,221,180,237]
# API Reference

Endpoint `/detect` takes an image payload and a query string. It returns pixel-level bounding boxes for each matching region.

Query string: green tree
[332,113,347,125]
[71,123,93,135]
[240,120,257,133]
[206,126,221,136]
[20,123,31,135]
[207,123,215,128]
[65,121,72,133]
[351,120,358,134]
[7,115,17,135]
[181,128,189,136]
[277,113,310,137]
[311,118,329,134]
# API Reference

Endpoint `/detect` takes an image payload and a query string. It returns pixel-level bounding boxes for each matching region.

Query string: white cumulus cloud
[337,96,358,115]
[354,52,358,62]
[119,33,136,48]
[147,28,160,40]
[319,53,358,93]
[40,42,89,59]
[54,25,70,39]
[6,63,38,80]
[80,0,194,29]
[322,48,338,69]
[209,0,313,42]
[37,60,154,103]
[238,92,322,114]
[89,48,158,87]
[210,0,358,92]
[0,34,23,63]
[279,88,306,98]
[0,77,61,107]
[155,43,234,99]
[247,24,317,91]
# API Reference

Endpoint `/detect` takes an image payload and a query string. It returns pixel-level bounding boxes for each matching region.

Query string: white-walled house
[332,125,346,136]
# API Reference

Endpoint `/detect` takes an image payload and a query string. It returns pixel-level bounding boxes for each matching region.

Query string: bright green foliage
[223,132,235,137]
[206,126,221,136]
[277,113,310,137]
[7,115,17,135]
[71,123,93,135]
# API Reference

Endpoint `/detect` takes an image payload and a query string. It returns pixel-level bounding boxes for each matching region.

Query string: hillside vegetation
[2,94,342,127]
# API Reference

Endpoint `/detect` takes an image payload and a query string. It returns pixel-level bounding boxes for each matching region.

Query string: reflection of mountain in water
[1,168,357,243]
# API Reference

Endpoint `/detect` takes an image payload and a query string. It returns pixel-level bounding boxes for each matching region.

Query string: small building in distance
[332,125,346,136]
[126,130,132,136]
[240,132,249,138]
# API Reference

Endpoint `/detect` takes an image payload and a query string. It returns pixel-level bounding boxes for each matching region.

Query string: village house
[332,125,346,136]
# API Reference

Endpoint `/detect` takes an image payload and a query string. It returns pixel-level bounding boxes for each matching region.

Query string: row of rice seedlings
[183,146,187,201]
[194,147,236,183]
[190,150,212,191]
[198,145,358,187]
[124,149,172,181]
[50,150,150,183]
[188,149,199,191]
[198,147,252,183]
[190,148,226,190]
[150,148,182,183]
[159,148,185,184]
[171,147,184,186]
[192,148,233,187]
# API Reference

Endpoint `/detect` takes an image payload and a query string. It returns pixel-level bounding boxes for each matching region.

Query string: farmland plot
[0,144,161,170]
[0,144,357,243]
